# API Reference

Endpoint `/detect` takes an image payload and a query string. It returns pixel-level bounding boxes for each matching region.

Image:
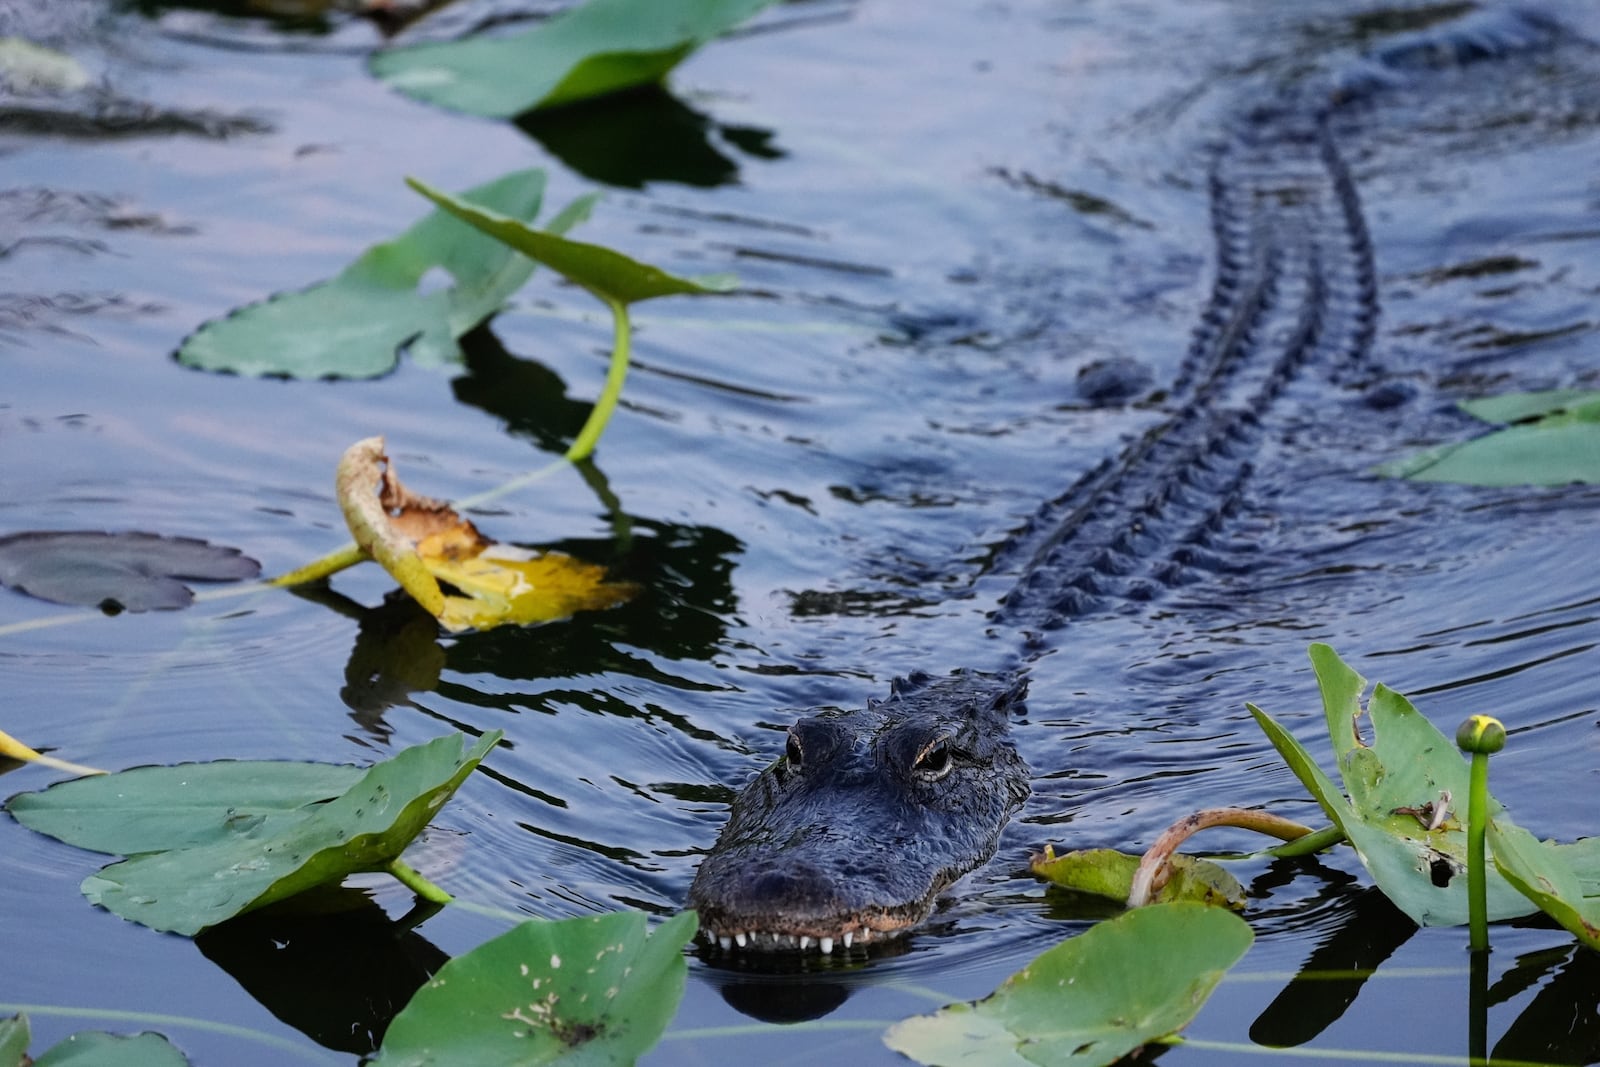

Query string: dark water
[3,0,1600,1063]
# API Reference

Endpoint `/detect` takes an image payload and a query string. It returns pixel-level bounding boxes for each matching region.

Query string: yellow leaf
[335,437,635,632]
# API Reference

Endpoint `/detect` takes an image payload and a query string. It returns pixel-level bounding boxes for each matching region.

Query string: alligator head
[689,670,1031,954]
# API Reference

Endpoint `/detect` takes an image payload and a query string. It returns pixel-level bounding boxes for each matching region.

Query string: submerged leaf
[8,732,499,935]
[0,531,260,612]
[178,170,553,379]
[373,910,697,1067]
[337,436,635,632]
[1250,644,1534,926]
[1488,820,1600,951]
[884,903,1251,1067]
[370,0,777,119]
[1032,846,1246,910]
[409,178,736,305]
[1381,389,1600,486]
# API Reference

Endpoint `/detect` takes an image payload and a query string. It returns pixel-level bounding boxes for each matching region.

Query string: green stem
[387,858,453,905]
[265,542,367,588]
[566,295,632,463]
[1467,750,1490,952]
[1265,824,1346,859]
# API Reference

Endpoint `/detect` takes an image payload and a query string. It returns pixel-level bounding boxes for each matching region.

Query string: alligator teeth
[819,936,834,954]
[842,931,853,949]
[799,936,811,950]
[718,936,732,951]
[734,932,747,948]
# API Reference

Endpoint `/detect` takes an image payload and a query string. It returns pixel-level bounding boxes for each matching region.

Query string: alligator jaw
[695,900,932,955]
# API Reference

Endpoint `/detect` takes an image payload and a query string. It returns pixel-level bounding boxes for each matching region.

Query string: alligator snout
[689,670,1031,954]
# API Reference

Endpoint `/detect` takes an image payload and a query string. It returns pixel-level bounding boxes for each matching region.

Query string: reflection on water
[2,0,1600,1063]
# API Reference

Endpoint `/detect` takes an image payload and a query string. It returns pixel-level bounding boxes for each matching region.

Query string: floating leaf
[373,910,697,1067]
[32,1031,190,1067]
[1488,820,1600,951]
[408,178,736,305]
[336,436,635,632]
[1032,846,1246,910]
[8,732,498,935]
[0,531,260,612]
[8,760,360,855]
[0,1017,190,1067]
[1380,389,1600,486]
[370,0,777,119]
[1250,644,1534,926]
[177,170,578,379]
[884,903,1252,1067]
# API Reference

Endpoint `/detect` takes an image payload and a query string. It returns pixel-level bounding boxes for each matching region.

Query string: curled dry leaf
[336,437,636,632]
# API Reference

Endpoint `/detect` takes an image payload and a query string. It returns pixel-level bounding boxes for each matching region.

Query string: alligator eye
[914,738,952,782]
[785,732,803,769]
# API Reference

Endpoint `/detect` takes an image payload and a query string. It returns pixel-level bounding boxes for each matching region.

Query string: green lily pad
[1488,820,1600,951]
[7,761,362,856]
[0,1015,27,1064]
[0,531,260,612]
[1032,847,1246,910]
[177,170,581,379]
[884,903,1252,1067]
[1380,389,1600,486]
[8,732,498,935]
[373,910,697,1067]
[1,1018,190,1067]
[32,1031,190,1067]
[408,178,736,306]
[1249,644,1534,926]
[370,0,777,119]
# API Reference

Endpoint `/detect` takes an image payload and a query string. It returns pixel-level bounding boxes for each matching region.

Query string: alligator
[688,6,1562,955]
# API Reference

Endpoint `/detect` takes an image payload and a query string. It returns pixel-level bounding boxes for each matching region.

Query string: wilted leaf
[1380,389,1600,486]
[370,0,777,119]
[1250,644,1534,926]
[884,903,1252,1067]
[1032,847,1246,910]
[409,179,736,305]
[336,437,635,632]
[1488,820,1600,951]
[8,732,498,935]
[372,910,696,1066]
[0,531,259,612]
[177,170,572,379]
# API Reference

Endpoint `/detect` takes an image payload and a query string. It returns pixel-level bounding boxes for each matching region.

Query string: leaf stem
[1466,749,1490,952]
[566,295,632,463]
[387,858,453,905]
[265,542,368,588]
[1129,807,1315,907]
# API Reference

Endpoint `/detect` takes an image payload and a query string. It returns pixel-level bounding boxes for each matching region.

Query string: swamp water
[3,0,1600,1063]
